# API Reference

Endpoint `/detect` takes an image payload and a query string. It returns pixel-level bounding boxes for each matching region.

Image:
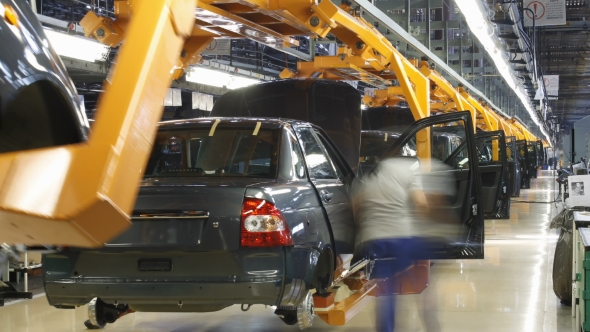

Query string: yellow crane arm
[0,0,197,246]
[419,65,480,132]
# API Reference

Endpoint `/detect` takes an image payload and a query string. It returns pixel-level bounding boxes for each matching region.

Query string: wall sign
[163,88,182,106]
[201,39,231,56]
[543,75,559,99]
[568,175,590,207]
[523,0,566,27]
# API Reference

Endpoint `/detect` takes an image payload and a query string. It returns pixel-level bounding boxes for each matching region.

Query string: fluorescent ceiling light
[455,0,551,143]
[228,76,260,90]
[185,67,260,90]
[44,29,110,63]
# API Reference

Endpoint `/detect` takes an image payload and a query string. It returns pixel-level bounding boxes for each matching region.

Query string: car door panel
[476,131,509,219]
[389,111,484,259]
[517,140,530,189]
[505,136,520,197]
[528,141,538,178]
[294,126,355,256]
[539,141,547,166]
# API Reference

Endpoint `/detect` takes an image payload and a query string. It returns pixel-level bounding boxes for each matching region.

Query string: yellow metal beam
[458,88,493,132]
[274,1,430,122]
[0,0,197,246]
[510,122,525,140]
[362,86,405,107]
[419,65,478,133]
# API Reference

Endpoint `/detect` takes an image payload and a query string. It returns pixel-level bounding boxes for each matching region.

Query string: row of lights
[454,0,551,144]
[44,29,261,90]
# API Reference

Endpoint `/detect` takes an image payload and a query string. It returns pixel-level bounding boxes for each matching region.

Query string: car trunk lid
[105,178,275,251]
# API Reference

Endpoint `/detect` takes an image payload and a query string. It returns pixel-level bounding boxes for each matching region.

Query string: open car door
[476,131,509,219]
[536,140,545,167]
[516,140,531,189]
[506,136,521,197]
[528,141,539,178]
[389,111,484,259]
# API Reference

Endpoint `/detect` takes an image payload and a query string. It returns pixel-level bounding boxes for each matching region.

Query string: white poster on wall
[163,88,182,106]
[543,75,559,99]
[201,39,231,56]
[192,91,214,111]
[523,0,566,27]
[568,175,590,207]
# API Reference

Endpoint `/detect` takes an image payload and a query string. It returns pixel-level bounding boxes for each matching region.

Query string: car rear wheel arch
[0,79,84,153]
[311,246,334,295]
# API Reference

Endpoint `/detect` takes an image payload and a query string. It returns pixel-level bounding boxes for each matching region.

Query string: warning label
[523,0,566,27]
[201,39,231,56]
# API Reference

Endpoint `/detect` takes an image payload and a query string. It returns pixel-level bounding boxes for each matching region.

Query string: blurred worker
[353,156,458,332]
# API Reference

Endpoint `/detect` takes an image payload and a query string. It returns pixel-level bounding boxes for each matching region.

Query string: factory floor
[0,171,570,332]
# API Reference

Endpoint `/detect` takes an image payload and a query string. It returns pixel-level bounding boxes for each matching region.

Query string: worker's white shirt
[353,157,422,246]
[353,157,461,248]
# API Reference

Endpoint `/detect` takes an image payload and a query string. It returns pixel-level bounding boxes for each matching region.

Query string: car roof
[158,117,311,129]
[361,130,402,136]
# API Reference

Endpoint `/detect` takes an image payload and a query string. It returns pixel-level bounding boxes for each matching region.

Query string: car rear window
[144,125,280,178]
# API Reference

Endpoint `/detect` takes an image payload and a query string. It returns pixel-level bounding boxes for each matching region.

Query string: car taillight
[240,197,293,247]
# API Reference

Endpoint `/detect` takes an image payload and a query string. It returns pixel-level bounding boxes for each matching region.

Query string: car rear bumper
[43,246,318,311]
[44,278,281,310]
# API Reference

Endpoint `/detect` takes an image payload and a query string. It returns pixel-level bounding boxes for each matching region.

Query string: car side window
[295,127,337,180]
[314,130,349,182]
[476,136,501,164]
[289,130,307,179]
[402,138,417,157]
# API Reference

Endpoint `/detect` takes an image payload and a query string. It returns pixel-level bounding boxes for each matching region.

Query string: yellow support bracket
[362,86,405,107]
[275,0,431,122]
[458,88,500,132]
[419,65,478,132]
[510,122,525,140]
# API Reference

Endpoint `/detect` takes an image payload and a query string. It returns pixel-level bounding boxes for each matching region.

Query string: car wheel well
[0,80,83,153]
[312,247,334,295]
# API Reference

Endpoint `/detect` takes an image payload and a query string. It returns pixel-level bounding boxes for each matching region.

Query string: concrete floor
[0,171,571,331]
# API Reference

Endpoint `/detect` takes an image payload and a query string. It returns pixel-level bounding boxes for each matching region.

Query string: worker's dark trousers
[356,237,430,332]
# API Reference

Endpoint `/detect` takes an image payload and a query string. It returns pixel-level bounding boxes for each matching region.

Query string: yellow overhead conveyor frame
[0,0,542,325]
[286,53,531,141]
[1,0,439,245]
[419,64,479,133]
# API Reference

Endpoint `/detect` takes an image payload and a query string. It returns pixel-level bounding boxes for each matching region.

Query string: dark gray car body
[0,0,88,152]
[43,118,354,312]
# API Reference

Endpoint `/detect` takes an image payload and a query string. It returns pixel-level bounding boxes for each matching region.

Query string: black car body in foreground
[0,0,88,152]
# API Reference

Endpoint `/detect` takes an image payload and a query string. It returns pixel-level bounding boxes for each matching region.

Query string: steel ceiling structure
[38,0,580,140]
[362,0,547,138]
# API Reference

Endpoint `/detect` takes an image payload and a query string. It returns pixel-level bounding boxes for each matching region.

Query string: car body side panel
[292,125,356,256]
